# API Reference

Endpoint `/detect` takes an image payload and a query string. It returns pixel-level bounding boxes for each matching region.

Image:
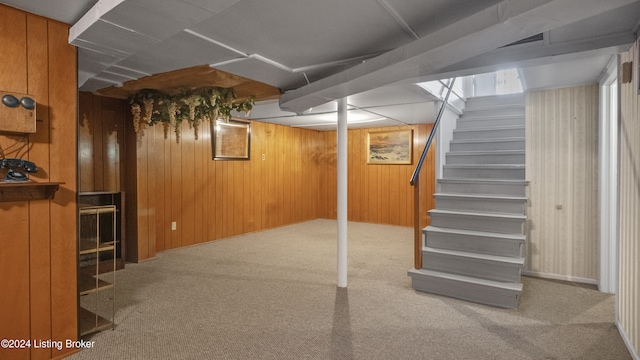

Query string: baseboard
[616,321,640,360]
[522,270,598,285]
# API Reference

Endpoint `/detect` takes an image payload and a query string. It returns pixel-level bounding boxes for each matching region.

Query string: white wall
[436,106,460,183]
[598,56,619,294]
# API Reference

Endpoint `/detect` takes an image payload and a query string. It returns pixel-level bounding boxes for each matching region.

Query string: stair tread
[434,193,527,201]
[467,93,524,101]
[459,114,524,120]
[438,178,528,185]
[463,103,525,112]
[424,246,525,265]
[429,208,526,220]
[444,164,525,169]
[458,112,525,124]
[454,125,525,132]
[408,268,523,292]
[425,226,526,241]
[450,137,525,143]
[447,150,525,155]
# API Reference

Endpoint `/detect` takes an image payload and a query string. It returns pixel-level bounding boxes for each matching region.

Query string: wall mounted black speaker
[0,91,36,134]
[2,94,19,108]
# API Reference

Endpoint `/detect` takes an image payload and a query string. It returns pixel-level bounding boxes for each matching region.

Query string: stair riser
[423,252,522,282]
[457,117,524,129]
[462,107,524,118]
[465,95,525,109]
[430,213,525,234]
[446,153,525,165]
[425,230,523,257]
[453,128,525,140]
[443,167,525,180]
[409,273,521,308]
[434,197,526,214]
[450,140,525,152]
[438,182,527,196]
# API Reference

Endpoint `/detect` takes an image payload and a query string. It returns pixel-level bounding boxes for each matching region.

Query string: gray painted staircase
[409,93,527,308]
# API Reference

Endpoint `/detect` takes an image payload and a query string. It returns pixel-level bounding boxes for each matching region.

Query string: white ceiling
[2,0,639,130]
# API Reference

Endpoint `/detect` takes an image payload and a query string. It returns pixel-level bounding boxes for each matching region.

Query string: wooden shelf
[79,307,113,336]
[79,239,115,255]
[78,200,117,338]
[0,181,63,202]
[78,273,113,295]
[78,192,125,271]
[78,259,123,277]
[79,204,117,214]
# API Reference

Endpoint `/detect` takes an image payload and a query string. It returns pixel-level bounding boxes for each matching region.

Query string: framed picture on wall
[211,119,251,160]
[366,129,413,164]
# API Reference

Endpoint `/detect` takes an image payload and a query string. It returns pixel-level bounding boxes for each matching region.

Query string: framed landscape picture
[367,129,413,164]
[212,119,251,160]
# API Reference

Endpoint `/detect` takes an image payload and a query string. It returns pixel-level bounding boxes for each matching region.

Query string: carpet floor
[70,219,631,360]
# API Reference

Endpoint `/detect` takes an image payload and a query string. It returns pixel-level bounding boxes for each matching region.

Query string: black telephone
[0,158,37,182]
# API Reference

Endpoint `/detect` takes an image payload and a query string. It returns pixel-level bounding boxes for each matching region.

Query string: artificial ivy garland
[130,87,254,143]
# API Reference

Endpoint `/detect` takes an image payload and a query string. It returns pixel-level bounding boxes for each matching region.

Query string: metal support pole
[337,97,348,288]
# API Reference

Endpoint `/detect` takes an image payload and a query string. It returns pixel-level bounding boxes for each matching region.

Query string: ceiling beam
[439,31,635,74]
[399,31,635,85]
[279,0,638,113]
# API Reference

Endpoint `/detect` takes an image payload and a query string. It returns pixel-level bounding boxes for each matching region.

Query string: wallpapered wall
[525,84,600,281]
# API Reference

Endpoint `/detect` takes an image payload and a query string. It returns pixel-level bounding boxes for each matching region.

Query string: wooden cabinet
[79,192,125,271]
[78,205,116,336]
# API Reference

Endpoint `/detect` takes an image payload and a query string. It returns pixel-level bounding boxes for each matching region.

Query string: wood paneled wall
[125,119,434,261]
[78,92,127,192]
[318,124,435,228]
[0,6,77,360]
[127,118,324,261]
[525,84,600,281]
[619,40,640,358]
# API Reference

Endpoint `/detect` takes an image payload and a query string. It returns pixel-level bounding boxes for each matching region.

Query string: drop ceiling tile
[78,70,99,88]
[116,30,242,75]
[348,84,434,108]
[181,0,241,13]
[101,0,215,40]
[75,19,159,55]
[215,58,306,90]
[0,0,97,24]
[251,108,379,124]
[255,116,330,128]
[96,71,135,85]
[247,98,358,120]
[72,38,130,59]
[78,57,111,75]
[192,0,411,68]
[520,54,613,92]
[78,47,120,66]
[347,118,401,129]
[304,101,344,114]
[362,102,435,124]
[237,100,293,119]
[105,65,152,79]
[79,78,119,92]
[383,0,501,37]
[248,103,413,131]
[547,2,640,45]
